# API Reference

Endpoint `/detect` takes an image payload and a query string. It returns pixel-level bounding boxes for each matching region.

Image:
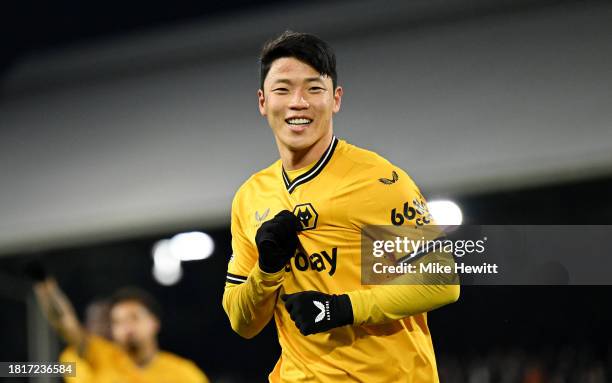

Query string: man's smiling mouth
[285,117,313,125]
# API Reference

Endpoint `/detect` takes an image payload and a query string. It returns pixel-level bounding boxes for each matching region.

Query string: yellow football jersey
[59,335,209,383]
[59,346,95,383]
[223,137,459,383]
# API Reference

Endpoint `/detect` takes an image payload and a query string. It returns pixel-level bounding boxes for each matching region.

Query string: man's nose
[289,92,309,109]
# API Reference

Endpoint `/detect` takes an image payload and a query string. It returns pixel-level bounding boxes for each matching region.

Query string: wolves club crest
[292,203,318,231]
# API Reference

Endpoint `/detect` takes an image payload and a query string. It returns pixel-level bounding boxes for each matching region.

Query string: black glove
[255,210,301,273]
[24,260,49,282]
[282,291,354,335]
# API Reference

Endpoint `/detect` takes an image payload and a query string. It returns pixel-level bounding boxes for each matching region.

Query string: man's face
[110,300,159,352]
[258,57,343,152]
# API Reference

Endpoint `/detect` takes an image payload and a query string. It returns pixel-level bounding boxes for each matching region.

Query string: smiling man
[222,31,460,382]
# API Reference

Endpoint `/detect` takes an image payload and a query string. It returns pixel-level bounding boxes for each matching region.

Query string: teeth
[287,118,312,125]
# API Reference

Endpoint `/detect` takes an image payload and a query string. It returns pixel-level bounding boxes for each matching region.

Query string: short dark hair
[260,30,338,90]
[109,287,162,320]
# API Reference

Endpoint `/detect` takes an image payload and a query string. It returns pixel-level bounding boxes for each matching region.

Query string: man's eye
[310,87,324,92]
[273,88,289,93]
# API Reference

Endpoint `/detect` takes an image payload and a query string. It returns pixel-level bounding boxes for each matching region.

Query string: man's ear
[333,86,343,113]
[153,317,161,334]
[258,89,266,116]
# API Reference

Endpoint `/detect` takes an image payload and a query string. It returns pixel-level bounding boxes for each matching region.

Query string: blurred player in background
[59,298,111,383]
[82,299,113,340]
[222,31,459,382]
[33,278,209,383]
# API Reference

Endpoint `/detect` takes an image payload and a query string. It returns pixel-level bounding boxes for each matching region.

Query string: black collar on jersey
[282,136,339,194]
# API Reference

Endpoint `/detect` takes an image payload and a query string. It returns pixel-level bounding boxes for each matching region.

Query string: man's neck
[279,130,334,171]
[129,341,158,368]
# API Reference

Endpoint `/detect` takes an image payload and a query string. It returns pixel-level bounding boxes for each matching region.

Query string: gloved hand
[24,259,49,282]
[255,210,301,273]
[282,291,354,335]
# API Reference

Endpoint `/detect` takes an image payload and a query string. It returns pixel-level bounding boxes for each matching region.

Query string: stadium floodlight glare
[153,239,180,271]
[152,239,182,285]
[152,263,183,286]
[168,231,215,261]
[428,200,463,225]
[150,232,214,285]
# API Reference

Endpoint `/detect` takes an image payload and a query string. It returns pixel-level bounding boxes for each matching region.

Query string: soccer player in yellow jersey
[33,278,209,383]
[222,31,460,382]
[59,299,111,383]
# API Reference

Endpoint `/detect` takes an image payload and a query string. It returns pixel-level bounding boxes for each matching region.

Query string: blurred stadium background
[2,0,612,382]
